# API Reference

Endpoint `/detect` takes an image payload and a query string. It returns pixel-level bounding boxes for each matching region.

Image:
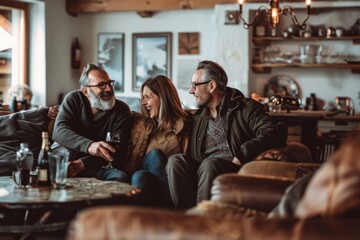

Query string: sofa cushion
[0,108,49,176]
[295,132,360,218]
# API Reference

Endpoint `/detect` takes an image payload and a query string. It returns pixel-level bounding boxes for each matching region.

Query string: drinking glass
[102,132,121,169]
[49,150,70,189]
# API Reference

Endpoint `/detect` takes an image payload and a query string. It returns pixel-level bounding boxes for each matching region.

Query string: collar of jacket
[196,87,246,117]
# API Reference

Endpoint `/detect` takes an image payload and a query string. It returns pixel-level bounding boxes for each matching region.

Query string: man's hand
[87,141,115,162]
[47,106,59,120]
[68,159,85,177]
[232,157,243,167]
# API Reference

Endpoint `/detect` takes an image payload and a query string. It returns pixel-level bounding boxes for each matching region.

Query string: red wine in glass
[102,132,120,169]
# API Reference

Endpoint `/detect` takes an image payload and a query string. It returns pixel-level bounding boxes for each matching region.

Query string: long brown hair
[140,75,186,130]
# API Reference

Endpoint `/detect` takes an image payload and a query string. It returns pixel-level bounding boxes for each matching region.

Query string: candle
[238,0,244,14]
[306,0,311,14]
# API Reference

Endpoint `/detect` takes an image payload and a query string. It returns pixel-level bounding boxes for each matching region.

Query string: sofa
[0,107,53,176]
[66,132,360,240]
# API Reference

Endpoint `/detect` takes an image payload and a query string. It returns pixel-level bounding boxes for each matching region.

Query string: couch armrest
[67,206,242,240]
[67,206,360,240]
[211,174,294,212]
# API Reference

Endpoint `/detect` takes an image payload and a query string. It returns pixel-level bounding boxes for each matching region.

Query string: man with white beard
[52,63,132,182]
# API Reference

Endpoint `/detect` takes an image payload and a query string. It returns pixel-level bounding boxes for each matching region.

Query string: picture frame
[132,32,172,91]
[97,33,125,92]
[178,32,200,55]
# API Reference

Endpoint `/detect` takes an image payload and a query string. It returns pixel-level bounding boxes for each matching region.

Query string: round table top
[0,176,138,208]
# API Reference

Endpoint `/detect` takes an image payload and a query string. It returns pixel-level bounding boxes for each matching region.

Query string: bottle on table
[16,142,34,186]
[37,132,51,186]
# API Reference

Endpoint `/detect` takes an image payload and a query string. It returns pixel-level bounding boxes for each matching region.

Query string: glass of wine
[102,132,121,169]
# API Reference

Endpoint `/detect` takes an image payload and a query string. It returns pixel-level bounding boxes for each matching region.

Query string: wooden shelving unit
[251,35,360,73]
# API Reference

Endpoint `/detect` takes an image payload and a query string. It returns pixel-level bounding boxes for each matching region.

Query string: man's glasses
[190,80,211,90]
[85,80,115,90]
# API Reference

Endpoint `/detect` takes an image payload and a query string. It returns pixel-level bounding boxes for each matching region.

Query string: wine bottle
[37,132,51,186]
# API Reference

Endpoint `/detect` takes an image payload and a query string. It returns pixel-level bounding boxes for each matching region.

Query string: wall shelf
[251,63,360,74]
[252,36,360,46]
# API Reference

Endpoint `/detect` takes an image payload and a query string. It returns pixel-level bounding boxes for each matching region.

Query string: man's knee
[198,158,218,173]
[166,153,187,172]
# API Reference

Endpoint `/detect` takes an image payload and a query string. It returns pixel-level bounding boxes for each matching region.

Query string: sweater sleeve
[52,91,93,154]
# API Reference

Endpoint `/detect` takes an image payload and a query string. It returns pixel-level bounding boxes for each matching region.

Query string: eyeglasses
[190,80,211,89]
[85,80,115,90]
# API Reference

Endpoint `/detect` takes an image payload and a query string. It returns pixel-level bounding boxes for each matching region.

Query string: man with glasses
[52,63,132,182]
[166,60,288,209]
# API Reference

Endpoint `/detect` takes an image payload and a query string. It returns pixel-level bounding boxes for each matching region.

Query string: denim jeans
[131,148,173,208]
[80,168,129,183]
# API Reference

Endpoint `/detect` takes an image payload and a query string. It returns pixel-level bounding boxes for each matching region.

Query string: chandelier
[238,0,311,30]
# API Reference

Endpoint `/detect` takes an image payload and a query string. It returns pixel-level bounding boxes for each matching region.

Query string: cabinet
[251,36,360,74]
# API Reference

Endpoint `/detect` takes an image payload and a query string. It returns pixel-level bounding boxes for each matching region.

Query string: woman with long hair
[124,75,192,208]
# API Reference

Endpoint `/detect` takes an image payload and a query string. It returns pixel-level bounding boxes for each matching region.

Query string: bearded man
[52,63,132,182]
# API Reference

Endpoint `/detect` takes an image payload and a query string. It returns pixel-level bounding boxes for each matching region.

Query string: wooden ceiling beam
[66,0,249,15]
[65,0,349,16]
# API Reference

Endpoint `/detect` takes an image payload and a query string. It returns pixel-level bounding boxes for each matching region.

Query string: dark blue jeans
[80,168,129,182]
[131,148,173,208]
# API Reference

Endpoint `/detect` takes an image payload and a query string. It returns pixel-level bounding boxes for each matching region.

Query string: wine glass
[102,132,121,169]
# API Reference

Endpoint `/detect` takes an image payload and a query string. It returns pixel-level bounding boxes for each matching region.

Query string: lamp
[238,0,311,30]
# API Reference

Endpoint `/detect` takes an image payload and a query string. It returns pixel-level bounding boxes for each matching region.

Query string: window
[0,2,27,105]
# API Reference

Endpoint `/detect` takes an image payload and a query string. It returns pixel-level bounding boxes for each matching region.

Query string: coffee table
[0,176,139,239]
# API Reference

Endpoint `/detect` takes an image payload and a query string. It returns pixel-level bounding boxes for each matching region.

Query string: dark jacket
[191,87,288,164]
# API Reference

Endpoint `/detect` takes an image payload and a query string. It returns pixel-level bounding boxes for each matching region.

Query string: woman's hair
[79,63,107,88]
[140,75,186,130]
[197,60,228,92]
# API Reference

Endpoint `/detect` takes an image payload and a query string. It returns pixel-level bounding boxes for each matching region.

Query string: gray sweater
[52,90,132,170]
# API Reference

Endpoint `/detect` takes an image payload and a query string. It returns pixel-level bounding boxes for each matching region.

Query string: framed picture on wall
[178,32,200,55]
[97,33,125,92]
[132,32,172,91]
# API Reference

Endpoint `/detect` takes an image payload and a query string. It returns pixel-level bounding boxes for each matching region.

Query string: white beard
[88,89,115,111]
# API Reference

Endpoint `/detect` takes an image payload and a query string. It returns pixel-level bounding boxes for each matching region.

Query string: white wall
[44,0,79,107]
[44,1,360,112]
[75,9,217,109]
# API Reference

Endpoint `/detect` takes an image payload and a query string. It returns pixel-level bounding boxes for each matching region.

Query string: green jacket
[191,87,288,164]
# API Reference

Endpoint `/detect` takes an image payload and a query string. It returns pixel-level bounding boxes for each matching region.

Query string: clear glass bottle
[16,143,34,171]
[37,132,51,186]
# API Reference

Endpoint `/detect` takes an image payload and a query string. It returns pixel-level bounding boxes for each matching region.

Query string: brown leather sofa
[66,133,360,240]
